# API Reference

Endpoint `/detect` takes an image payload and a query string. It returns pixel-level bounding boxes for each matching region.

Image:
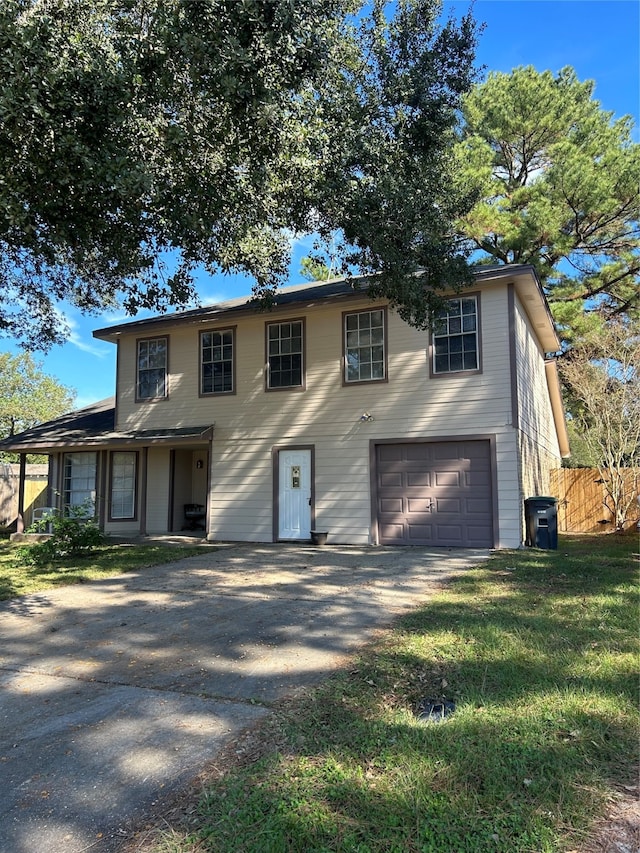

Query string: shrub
[18,504,104,566]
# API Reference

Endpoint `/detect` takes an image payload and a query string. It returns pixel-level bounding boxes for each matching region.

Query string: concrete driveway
[0,542,489,853]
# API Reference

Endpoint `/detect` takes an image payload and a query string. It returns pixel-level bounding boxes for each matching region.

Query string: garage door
[376,440,493,547]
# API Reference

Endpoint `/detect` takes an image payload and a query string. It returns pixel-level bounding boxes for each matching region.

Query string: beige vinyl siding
[519,431,560,502]
[494,432,525,548]
[115,289,514,435]
[112,287,526,547]
[104,516,139,536]
[514,298,561,455]
[209,441,274,541]
[513,296,562,510]
[146,447,171,534]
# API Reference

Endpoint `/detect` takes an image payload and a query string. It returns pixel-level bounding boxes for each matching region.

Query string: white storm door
[278,449,312,540]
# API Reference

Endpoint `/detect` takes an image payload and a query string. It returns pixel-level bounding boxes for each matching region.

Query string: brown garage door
[376,440,494,547]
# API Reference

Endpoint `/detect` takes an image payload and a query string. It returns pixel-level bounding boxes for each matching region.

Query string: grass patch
[151,535,639,853]
[0,539,203,600]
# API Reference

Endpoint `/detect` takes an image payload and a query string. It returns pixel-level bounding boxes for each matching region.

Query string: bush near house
[16,503,103,566]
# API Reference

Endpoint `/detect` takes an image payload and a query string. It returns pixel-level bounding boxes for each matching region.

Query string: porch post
[16,453,26,533]
[46,455,55,507]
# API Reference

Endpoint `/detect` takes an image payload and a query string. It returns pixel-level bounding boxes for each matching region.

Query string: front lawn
[144,534,639,853]
[0,537,203,600]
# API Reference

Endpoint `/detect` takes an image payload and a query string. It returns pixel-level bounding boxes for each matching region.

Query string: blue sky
[5,0,639,409]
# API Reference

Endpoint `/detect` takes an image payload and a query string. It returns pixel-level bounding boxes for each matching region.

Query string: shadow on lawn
[192,536,638,852]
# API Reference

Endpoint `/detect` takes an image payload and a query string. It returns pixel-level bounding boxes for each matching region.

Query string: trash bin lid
[525,496,557,503]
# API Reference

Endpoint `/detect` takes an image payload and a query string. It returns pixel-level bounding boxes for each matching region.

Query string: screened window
[110,452,137,520]
[201,329,234,394]
[344,309,386,382]
[267,321,303,389]
[63,452,97,515]
[137,337,168,400]
[432,297,479,374]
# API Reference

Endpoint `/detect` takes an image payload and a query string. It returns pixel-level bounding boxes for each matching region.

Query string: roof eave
[545,359,571,458]
[92,265,559,351]
[0,426,214,454]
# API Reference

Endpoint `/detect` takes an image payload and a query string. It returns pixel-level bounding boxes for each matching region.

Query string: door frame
[168,446,211,534]
[272,444,315,541]
[369,435,499,547]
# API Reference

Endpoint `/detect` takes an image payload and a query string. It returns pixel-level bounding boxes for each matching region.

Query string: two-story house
[3,264,569,548]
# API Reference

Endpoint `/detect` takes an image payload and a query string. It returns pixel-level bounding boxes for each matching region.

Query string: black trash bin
[524,496,558,549]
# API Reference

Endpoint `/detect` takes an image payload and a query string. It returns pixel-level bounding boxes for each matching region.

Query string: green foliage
[562,421,600,468]
[0,0,479,348]
[455,66,640,345]
[559,318,640,528]
[0,540,203,600]
[0,351,76,460]
[299,256,333,282]
[305,0,480,329]
[17,503,103,566]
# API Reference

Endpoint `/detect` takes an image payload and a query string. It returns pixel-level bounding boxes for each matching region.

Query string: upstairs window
[432,296,479,374]
[344,309,387,383]
[266,320,304,389]
[201,329,235,395]
[137,337,168,400]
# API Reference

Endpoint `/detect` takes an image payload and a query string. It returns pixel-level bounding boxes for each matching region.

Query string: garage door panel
[466,498,490,514]
[380,472,403,488]
[435,524,464,542]
[407,472,432,487]
[466,471,491,486]
[379,522,405,542]
[376,441,493,547]
[378,445,404,463]
[407,498,433,515]
[380,498,403,513]
[405,444,433,462]
[436,498,461,514]
[435,471,461,487]
[432,442,460,460]
[407,523,434,541]
[466,523,493,541]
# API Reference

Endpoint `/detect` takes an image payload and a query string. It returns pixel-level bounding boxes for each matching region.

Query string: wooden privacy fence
[550,468,640,533]
[0,464,49,531]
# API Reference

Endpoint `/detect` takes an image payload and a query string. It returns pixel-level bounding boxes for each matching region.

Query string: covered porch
[0,398,214,538]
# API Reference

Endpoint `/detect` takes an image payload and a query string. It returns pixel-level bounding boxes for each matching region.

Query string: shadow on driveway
[0,543,488,853]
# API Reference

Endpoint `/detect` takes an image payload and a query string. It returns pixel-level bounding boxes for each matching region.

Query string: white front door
[278,449,312,540]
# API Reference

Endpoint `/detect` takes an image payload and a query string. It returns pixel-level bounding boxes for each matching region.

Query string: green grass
[0,537,203,600]
[149,534,639,853]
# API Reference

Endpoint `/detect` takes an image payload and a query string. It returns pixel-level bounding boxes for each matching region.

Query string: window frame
[62,451,97,517]
[108,450,138,522]
[430,293,482,377]
[342,307,388,386]
[136,335,169,402]
[265,318,306,392]
[199,326,237,397]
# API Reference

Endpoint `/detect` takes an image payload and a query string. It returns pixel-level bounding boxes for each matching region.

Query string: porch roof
[0,397,214,453]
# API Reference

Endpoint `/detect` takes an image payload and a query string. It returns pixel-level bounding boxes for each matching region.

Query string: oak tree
[1,0,478,348]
